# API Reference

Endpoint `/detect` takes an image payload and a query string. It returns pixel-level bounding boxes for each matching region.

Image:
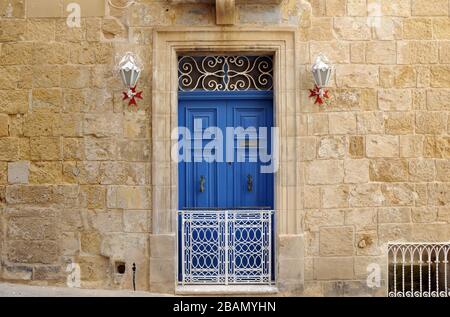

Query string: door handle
[199,176,205,193]
[247,175,253,192]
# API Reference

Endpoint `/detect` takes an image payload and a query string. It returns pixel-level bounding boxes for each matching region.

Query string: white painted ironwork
[179,209,274,285]
[388,242,450,297]
[178,55,273,92]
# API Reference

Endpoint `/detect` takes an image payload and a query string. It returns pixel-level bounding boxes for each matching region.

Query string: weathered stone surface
[433,17,450,40]
[412,207,438,223]
[8,161,29,184]
[0,138,20,161]
[398,41,439,64]
[8,217,56,240]
[415,112,447,134]
[80,185,106,209]
[369,159,408,182]
[319,226,354,256]
[404,18,432,41]
[408,159,435,182]
[427,90,450,110]
[366,41,396,64]
[345,208,377,231]
[348,136,364,158]
[366,135,399,158]
[334,18,370,40]
[7,241,58,264]
[30,137,61,160]
[436,159,450,181]
[349,184,384,207]
[84,137,116,161]
[357,112,384,134]
[382,183,415,206]
[0,90,28,114]
[378,207,411,223]
[314,257,354,280]
[344,159,369,183]
[318,136,345,159]
[328,113,356,134]
[336,65,379,88]
[107,186,151,210]
[124,210,148,233]
[412,0,448,16]
[431,66,450,88]
[305,160,344,185]
[321,185,349,208]
[428,183,450,206]
[378,89,412,111]
[384,112,414,134]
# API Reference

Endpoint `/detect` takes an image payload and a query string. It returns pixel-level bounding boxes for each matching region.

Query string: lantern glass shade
[311,54,332,88]
[312,68,332,88]
[120,68,141,88]
[118,52,142,88]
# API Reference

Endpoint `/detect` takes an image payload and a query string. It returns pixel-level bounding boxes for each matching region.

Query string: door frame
[150,28,304,294]
[177,90,275,284]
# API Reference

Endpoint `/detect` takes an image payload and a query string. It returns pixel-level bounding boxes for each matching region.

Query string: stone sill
[176,285,279,295]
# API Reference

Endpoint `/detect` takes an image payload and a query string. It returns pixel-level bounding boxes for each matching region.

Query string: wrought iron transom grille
[178,55,274,92]
[179,209,274,285]
[388,243,450,297]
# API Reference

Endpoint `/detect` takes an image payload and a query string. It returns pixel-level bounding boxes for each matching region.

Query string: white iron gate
[388,243,450,297]
[179,210,274,285]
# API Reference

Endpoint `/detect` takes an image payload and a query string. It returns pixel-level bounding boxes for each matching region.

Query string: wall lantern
[118,52,143,107]
[309,54,332,105]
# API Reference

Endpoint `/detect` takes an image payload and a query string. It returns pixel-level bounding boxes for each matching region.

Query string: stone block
[349,184,384,207]
[124,210,148,233]
[427,90,450,110]
[336,65,379,88]
[403,18,432,39]
[378,89,412,111]
[8,161,29,184]
[29,162,62,184]
[7,241,58,264]
[321,185,349,209]
[357,112,384,134]
[84,137,116,161]
[369,159,408,182]
[366,135,399,158]
[30,137,61,160]
[81,231,102,254]
[84,113,123,137]
[305,160,343,185]
[314,257,354,280]
[344,159,369,183]
[26,0,62,17]
[150,234,175,259]
[348,135,365,158]
[319,226,354,256]
[378,207,412,223]
[412,0,448,16]
[0,90,29,114]
[345,208,377,231]
[416,112,447,134]
[398,41,439,64]
[8,217,56,240]
[334,18,370,40]
[408,159,435,182]
[318,136,346,159]
[431,66,450,88]
[328,112,356,134]
[107,186,151,210]
[384,112,414,134]
[382,183,415,206]
[366,41,396,64]
[433,18,450,40]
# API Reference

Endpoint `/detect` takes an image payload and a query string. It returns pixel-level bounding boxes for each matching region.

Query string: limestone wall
[0,0,449,296]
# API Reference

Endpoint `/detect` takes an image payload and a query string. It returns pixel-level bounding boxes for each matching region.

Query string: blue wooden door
[178,92,274,284]
[178,93,274,210]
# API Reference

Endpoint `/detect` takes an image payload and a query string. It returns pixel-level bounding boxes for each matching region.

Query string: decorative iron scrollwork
[178,55,273,92]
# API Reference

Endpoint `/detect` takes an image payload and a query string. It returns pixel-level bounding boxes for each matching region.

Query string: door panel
[179,100,227,209]
[228,101,273,209]
[179,96,273,210]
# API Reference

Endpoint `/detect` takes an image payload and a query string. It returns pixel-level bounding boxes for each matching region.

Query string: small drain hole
[116,262,126,274]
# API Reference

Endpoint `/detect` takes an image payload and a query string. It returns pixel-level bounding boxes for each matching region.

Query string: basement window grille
[388,243,450,297]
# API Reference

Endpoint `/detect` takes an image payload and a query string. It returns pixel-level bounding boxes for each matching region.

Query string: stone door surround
[150,27,304,294]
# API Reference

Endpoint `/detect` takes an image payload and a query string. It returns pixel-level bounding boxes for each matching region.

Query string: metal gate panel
[179,210,273,285]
